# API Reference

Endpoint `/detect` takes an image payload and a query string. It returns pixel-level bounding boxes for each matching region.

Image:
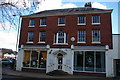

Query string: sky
[0,0,119,51]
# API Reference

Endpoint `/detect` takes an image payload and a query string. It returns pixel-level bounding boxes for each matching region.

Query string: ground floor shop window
[23,50,47,68]
[74,51,105,72]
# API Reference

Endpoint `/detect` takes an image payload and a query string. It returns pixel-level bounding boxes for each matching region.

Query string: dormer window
[54,30,68,44]
[29,19,35,27]
[58,17,65,26]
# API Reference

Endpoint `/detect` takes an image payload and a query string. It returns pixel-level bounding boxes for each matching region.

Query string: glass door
[116,60,120,76]
[57,53,63,70]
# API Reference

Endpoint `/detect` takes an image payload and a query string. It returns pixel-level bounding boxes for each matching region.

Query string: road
[2,75,120,80]
[1,65,120,80]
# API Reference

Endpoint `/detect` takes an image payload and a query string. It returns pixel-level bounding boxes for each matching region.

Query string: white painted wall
[106,35,120,77]
[16,49,24,71]
[46,48,73,74]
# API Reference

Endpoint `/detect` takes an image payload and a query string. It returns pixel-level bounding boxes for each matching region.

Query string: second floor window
[40,18,46,26]
[92,16,100,24]
[58,17,65,26]
[39,32,46,42]
[28,32,34,42]
[54,30,68,44]
[29,19,35,27]
[78,16,86,25]
[78,30,86,42]
[92,30,100,42]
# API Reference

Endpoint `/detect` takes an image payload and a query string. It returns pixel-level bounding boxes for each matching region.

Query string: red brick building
[17,3,113,76]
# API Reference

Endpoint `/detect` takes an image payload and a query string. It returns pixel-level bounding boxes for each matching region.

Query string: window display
[74,51,105,72]
[23,50,47,69]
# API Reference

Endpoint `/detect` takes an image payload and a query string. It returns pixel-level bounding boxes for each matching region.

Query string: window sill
[28,26,35,27]
[26,42,33,43]
[53,43,68,45]
[77,42,86,43]
[40,25,46,27]
[38,42,45,43]
[77,23,86,26]
[92,23,100,25]
[58,24,65,26]
[92,42,101,44]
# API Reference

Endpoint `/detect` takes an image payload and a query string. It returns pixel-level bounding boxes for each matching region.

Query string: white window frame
[27,32,34,43]
[38,32,46,43]
[54,31,68,45]
[92,30,101,44]
[40,18,47,27]
[29,19,35,27]
[78,30,86,43]
[92,16,100,25]
[58,17,65,26]
[78,16,86,25]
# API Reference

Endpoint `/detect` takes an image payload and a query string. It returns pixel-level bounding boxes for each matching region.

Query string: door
[116,60,120,76]
[57,53,63,70]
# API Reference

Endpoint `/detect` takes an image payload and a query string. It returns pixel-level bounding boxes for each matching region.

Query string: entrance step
[47,70,70,76]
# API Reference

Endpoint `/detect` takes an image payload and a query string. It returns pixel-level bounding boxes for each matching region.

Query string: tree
[0,0,44,30]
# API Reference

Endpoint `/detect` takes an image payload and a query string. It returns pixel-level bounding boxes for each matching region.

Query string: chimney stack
[85,2,92,8]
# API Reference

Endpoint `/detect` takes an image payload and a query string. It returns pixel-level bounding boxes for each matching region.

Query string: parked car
[2,58,12,66]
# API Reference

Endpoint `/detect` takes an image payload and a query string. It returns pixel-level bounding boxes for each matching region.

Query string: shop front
[23,50,47,69]
[74,51,105,73]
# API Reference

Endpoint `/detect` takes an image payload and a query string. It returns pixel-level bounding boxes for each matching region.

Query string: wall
[106,35,120,77]
[46,48,73,74]
[16,49,24,71]
[19,13,112,49]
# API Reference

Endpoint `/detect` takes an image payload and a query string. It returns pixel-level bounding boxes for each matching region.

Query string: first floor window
[92,30,100,42]
[39,32,46,42]
[78,30,86,42]
[54,30,68,44]
[74,51,105,72]
[28,32,34,42]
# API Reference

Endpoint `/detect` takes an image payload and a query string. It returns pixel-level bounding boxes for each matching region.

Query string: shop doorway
[57,53,63,70]
[116,60,120,76]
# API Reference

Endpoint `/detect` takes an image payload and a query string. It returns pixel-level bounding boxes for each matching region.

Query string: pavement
[2,66,120,80]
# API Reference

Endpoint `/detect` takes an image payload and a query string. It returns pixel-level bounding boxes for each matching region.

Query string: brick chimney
[85,2,92,8]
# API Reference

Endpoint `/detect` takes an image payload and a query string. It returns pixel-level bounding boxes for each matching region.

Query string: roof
[21,7,113,18]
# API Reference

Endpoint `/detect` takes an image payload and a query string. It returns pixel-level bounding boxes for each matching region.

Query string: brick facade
[19,12,112,49]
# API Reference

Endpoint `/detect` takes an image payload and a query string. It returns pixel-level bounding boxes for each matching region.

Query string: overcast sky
[0,0,119,51]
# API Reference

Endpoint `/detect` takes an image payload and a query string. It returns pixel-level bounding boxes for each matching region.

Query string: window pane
[96,52,105,72]
[38,51,47,68]
[29,19,35,26]
[40,18,46,26]
[28,32,34,42]
[58,31,64,43]
[40,32,46,42]
[78,30,86,42]
[74,51,83,71]
[85,51,94,71]
[59,17,65,24]
[30,51,38,68]
[78,16,85,24]
[92,16,100,23]
[23,51,31,67]
[92,30,100,42]
[66,33,68,43]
